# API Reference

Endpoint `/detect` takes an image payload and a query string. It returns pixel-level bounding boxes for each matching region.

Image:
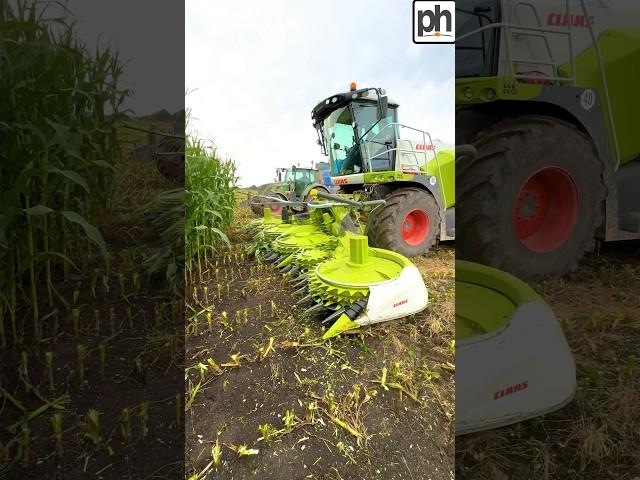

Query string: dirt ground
[0,123,183,479]
[456,241,640,480]
[185,205,456,480]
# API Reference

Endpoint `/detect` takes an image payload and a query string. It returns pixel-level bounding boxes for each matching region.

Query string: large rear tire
[156,154,184,183]
[155,137,184,182]
[368,187,440,257]
[266,192,286,216]
[456,115,606,280]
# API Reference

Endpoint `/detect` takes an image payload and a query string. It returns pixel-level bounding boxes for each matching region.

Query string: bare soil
[185,207,456,480]
[0,126,184,479]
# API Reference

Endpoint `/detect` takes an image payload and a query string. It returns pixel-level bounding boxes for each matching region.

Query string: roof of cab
[311,87,399,125]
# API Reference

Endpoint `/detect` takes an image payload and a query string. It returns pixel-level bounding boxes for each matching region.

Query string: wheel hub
[516,192,540,221]
[513,167,578,253]
[401,209,429,246]
[269,200,283,215]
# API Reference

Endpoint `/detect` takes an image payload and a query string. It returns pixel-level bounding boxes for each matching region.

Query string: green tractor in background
[250,165,330,216]
[311,83,456,258]
[455,0,640,279]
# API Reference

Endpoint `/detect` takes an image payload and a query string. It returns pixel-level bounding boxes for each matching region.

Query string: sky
[186,0,454,187]
[43,1,184,116]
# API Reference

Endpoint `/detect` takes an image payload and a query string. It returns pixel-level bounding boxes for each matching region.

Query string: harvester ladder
[363,123,447,207]
[505,0,576,84]
[577,0,621,169]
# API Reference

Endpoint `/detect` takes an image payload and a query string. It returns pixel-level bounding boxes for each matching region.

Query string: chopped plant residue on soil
[185,203,455,479]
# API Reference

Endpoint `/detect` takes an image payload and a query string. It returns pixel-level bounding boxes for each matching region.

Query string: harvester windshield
[319,101,397,176]
[322,106,357,175]
[456,0,499,78]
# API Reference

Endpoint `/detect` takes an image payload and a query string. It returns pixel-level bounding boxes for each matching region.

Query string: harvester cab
[456,0,640,279]
[312,84,455,258]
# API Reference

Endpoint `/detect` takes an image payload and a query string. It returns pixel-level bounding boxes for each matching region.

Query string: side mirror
[379,95,388,120]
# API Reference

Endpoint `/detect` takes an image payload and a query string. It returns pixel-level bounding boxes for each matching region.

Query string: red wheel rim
[513,167,579,253]
[402,209,429,246]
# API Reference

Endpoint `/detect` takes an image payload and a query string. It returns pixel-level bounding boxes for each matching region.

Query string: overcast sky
[186,0,454,187]
[45,1,184,116]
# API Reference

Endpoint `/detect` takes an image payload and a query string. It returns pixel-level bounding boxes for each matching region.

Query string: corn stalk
[0,0,126,343]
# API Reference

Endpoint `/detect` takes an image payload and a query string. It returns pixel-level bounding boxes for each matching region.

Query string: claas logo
[494,381,528,400]
[546,12,594,27]
[416,143,435,151]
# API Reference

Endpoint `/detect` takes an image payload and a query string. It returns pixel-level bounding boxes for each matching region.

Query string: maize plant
[211,439,222,465]
[0,0,127,342]
[185,130,238,282]
[143,187,185,294]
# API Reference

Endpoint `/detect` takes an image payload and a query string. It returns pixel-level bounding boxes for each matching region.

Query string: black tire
[456,115,606,280]
[267,192,287,216]
[155,137,184,182]
[156,154,185,182]
[368,187,440,257]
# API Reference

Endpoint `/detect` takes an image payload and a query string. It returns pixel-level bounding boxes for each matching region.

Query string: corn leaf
[62,211,108,259]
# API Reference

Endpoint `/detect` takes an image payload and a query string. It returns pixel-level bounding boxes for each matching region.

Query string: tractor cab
[312,84,446,188]
[290,166,317,196]
[312,85,400,177]
[277,166,321,196]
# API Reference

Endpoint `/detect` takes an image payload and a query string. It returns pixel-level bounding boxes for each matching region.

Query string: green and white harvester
[246,191,429,339]
[244,83,457,337]
[310,82,456,258]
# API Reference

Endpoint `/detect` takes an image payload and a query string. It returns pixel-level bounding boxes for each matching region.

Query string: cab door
[353,103,398,173]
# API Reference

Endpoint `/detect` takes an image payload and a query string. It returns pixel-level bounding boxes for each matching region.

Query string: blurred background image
[454,1,640,478]
[0,1,184,477]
